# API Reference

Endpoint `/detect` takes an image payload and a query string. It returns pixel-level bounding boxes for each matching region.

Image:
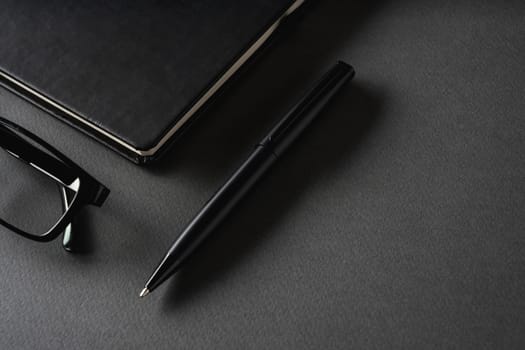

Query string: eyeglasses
[0,116,109,252]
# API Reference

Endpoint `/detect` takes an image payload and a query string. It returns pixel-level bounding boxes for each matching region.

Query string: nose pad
[58,185,75,252]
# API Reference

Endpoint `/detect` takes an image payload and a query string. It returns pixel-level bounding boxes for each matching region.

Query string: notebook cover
[0,0,304,164]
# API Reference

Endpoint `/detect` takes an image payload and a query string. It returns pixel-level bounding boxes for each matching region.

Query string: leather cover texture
[0,0,297,163]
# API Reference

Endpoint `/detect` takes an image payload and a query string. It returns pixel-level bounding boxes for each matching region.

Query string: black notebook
[0,0,305,164]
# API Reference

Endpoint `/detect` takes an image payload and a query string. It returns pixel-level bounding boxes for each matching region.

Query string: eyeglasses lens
[0,142,66,236]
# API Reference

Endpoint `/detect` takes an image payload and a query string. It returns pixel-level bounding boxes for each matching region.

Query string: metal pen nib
[139,288,150,298]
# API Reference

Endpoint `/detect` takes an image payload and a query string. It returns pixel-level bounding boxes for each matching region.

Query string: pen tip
[139,288,150,298]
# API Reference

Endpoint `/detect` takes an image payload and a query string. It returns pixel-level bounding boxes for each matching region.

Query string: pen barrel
[175,144,277,250]
[145,61,355,293]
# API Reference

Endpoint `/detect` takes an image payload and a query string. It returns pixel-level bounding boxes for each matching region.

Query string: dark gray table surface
[1,0,524,349]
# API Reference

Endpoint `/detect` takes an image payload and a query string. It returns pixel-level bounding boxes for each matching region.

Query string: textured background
[1,0,524,349]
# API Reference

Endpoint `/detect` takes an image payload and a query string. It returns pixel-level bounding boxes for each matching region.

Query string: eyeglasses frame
[0,116,109,251]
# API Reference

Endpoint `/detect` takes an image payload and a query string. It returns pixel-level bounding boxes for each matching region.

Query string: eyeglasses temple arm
[0,128,78,187]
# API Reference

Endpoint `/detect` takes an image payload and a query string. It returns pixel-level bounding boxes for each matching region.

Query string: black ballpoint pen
[140,62,355,298]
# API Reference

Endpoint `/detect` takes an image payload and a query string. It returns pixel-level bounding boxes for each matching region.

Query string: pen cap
[263,61,355,156]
